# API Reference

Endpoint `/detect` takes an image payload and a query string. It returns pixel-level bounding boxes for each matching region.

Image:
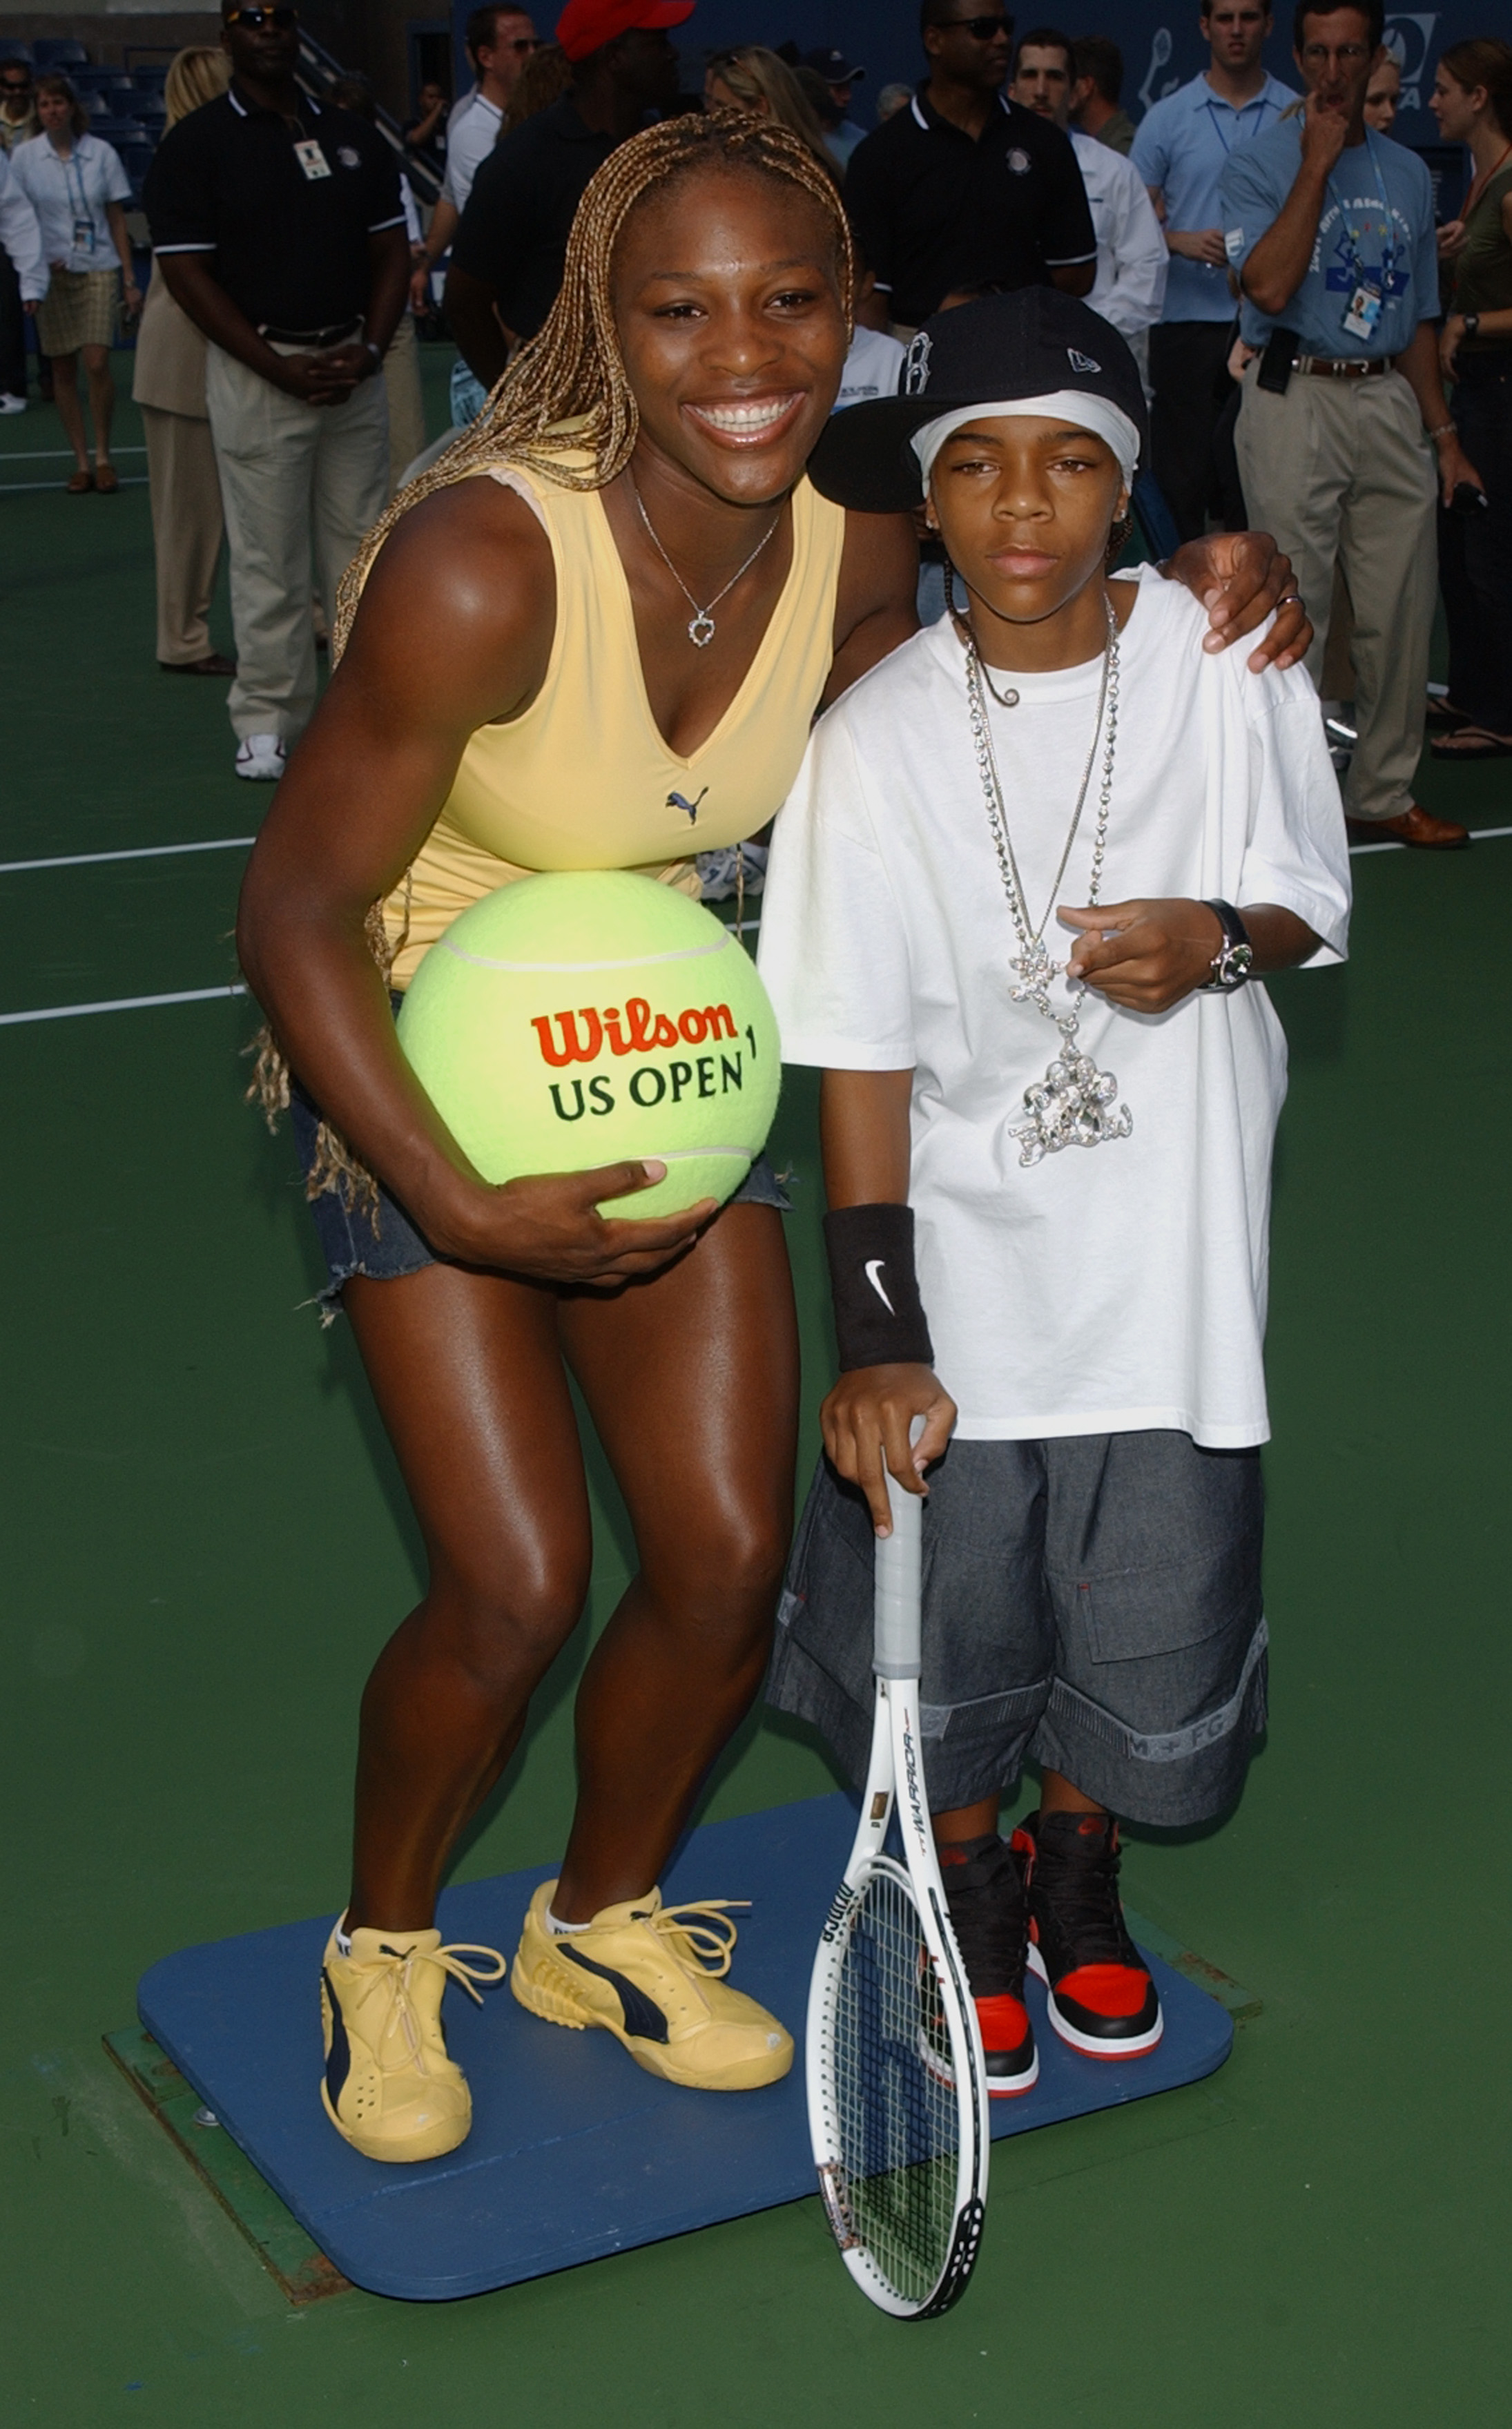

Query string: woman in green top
[1432,39,1512,757]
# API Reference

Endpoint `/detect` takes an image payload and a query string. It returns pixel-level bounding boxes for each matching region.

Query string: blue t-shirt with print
[1220,119,1436,356]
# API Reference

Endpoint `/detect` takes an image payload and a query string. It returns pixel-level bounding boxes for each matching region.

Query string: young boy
[758,288,1350,2095]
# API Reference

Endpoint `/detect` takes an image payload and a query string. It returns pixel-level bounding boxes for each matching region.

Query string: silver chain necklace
[963,597,1134,1168]
[630,481,782,648]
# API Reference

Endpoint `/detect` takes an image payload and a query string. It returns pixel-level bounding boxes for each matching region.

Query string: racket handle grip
[873,1434,924,1679]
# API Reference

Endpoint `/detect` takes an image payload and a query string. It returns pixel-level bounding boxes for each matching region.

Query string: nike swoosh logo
[864,1259,895,1315]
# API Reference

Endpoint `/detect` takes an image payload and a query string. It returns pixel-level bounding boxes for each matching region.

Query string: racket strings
[829,1870,962,2309]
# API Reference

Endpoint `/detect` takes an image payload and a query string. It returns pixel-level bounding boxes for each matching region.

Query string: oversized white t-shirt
[758,572,1350,1449]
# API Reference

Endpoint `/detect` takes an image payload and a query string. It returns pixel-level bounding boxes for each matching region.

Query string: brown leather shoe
[160,653,237,677]
[1344,804,1470,850]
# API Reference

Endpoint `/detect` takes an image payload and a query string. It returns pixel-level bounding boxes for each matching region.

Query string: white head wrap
[909,392,1141,490]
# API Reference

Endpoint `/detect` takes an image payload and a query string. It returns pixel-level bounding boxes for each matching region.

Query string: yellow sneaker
[319,1919,507,2163]
[511,1882,793,2092]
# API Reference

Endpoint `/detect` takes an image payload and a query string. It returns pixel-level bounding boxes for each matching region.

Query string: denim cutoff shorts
[767,1431,1267,1830]
[289,1025,790,1317]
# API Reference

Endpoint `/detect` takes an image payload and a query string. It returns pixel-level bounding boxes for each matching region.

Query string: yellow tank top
[382,459,847,987]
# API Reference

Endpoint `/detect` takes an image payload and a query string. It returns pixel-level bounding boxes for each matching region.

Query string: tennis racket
[805,1455,989,2319]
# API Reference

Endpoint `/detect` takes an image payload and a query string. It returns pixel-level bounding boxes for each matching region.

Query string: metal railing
[295,21,444,204]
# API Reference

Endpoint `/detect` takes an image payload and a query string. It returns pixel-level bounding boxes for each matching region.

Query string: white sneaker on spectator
[0,393,27,415]
[235,733,287,782]
[697,842,768,903]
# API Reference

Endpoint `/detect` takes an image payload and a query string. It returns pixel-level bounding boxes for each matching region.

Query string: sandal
[93,463,119,495]
[1424,695,1469,732]
[1429,726,1512,760]
[66,468,94,494]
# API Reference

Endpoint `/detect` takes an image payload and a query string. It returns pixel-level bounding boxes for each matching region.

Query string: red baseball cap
[555,0,695,65]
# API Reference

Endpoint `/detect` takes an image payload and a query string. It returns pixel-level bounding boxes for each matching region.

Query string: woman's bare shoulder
[339,472,557,727]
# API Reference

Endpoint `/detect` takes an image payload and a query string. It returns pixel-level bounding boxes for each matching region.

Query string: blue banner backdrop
[455,6,1482,153]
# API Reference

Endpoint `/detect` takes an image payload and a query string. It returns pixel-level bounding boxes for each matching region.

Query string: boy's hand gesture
[1059,899,1224,1012]
[822,1366,957,1538]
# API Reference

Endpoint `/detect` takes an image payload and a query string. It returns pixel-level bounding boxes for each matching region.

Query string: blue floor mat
[137,1792,1232,2301]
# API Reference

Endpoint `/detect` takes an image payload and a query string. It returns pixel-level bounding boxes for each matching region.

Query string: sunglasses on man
[951,14,1013,38]
[224,6,300,30]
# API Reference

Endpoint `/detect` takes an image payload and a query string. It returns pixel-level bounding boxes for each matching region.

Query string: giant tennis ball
[397,871,782,1219]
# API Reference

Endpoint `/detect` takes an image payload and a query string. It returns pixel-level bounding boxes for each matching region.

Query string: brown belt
[1295,354,1387,378]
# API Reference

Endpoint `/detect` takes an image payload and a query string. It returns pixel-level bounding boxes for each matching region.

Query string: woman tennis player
[237,108,1310,2165]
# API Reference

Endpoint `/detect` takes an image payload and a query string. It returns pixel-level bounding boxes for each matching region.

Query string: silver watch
[1200,899,1253,992]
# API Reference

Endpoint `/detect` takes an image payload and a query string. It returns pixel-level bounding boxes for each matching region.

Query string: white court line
[1,477,149,494]
[0,983,246,1028]
[1350,822,1512,855]
[0,446,148,461]
[0,836,254,875]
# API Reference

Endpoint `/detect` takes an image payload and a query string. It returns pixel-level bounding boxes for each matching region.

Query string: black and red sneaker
[1014,1809,1163,2060]
[938,1831,1038,2096]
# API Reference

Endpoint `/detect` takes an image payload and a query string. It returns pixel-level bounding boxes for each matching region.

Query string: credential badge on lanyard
[66,156,95,253]
[294,137,331,181]
[1337,129,1396,342]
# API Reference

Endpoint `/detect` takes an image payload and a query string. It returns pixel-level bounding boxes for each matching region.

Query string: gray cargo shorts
[767,1430,1268,1829]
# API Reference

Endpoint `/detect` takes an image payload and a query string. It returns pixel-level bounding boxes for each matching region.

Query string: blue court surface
[138,1792,1232,2302]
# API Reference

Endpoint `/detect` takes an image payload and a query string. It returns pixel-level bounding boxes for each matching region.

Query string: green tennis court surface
[2,351,1509,2424]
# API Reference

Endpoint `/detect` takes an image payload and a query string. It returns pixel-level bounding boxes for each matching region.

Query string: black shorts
[768,1430,1267,1830]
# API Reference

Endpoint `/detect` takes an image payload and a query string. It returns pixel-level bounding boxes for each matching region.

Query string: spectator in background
[143,0,409,780]
[1363,46,1399,130]
[1222,0,1477,849]
[1011,28,1167,371]
[876,81,913,122]
[403,78,449,177]
[329,72,427,492]
[444,0,690,395]
[133,46,234,678]
[0,135,44,413]
[1071,33,1134,153]
[844,0,1094,336]
[1428,38,1512,762]
[410,8,538,315]
[505,39,573,126]
[704,48,836,178]
[1132,2,1294,541]
[798,47,869,166]
[0,56,38,409]
[12,75,140,493]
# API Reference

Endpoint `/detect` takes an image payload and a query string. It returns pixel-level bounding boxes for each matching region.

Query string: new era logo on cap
[1067,347,1101,374]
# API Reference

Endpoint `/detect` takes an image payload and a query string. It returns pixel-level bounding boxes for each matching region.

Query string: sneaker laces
[1028,1821,1139,1968]
[939,1837,1027,2000]
[642,1899,749,1977]
[371,1939,508,2072]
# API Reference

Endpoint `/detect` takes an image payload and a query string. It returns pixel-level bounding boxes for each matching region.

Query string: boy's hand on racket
[1060,899,1222,1013]
[822,1366,957,1536]
[449,1161,717,1284]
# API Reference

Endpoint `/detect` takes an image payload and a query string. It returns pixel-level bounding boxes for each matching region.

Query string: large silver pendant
[1006,943,1132,1168]
[688,610,716,648]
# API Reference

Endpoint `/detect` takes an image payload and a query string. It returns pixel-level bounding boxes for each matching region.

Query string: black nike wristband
[824,1203,934,1371]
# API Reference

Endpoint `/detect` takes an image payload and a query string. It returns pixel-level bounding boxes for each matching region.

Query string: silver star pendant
[1009,938,1063,1018]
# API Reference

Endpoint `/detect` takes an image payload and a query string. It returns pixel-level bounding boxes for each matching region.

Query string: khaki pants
[204,340,389,744]
[381,311,425,500]
[141,405,224,667]
[1234,361,1436,824]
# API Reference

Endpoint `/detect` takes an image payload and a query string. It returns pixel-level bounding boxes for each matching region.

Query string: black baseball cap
[808,287,1148,514]
[802,46,865,82]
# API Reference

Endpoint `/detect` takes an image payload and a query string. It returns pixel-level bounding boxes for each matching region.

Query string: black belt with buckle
[1295,355,1387,378]
[259,318,361,348]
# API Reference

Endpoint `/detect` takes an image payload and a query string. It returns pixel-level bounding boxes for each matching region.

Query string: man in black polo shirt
[143,3,409,780]
[846,1,1094,334]
[443,0,691,392]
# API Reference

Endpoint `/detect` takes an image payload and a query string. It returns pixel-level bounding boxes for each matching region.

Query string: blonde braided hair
[334,108,853,656]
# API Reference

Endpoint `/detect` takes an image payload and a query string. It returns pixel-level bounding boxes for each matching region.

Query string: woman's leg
[82,341,113,470]
[50,350,88,472]
[552,1203,800,1919]
[341,1259,594,1931]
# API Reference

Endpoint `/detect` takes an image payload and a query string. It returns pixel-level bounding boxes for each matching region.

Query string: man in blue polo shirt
[1221,0,1479,848]
[1132,0,1294,538]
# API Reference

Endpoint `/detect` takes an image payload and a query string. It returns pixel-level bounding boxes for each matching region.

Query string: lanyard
[1202,87,1274,155]
[1462,140,1512,226]
[1326,128,1399,292]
